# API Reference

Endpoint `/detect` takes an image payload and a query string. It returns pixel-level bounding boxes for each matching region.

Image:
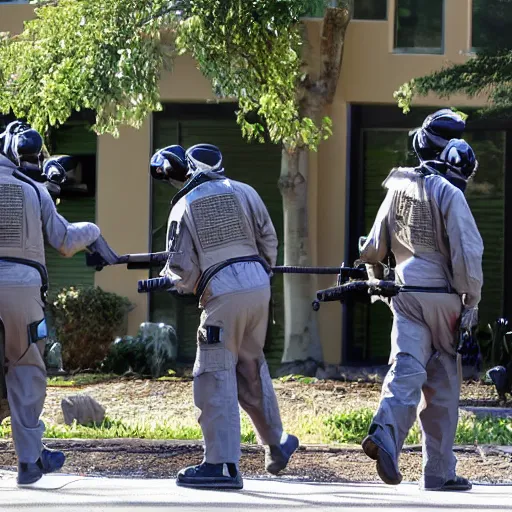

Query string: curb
[461,406,512,418]
[0,439,508,456]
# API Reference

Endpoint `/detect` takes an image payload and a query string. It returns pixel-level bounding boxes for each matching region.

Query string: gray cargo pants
[193,285,284,464]
[370,292,462,488]
[0,286,47,464]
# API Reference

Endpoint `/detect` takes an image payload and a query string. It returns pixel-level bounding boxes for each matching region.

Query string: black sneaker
[362,433,402,486]
[176,462,243,490]
[17,462,43,486]
[265,434,299,475]
[17,448,65,487]
[423,475,472,492]
[38,447,65,474]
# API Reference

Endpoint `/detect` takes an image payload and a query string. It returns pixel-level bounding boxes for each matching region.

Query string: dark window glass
[352,130,415,362]
[472,0,512,51]
[304,0,328,17]
[354,0,387,20]
[463,131,506,331]
[394,0,443,52]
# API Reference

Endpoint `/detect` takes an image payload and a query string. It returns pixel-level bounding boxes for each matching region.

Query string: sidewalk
[0,472,511,512]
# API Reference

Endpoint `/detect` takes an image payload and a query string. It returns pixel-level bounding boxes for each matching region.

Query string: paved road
[0,473,511,511]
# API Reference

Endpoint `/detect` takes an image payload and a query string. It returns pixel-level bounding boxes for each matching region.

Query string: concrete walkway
[0,473,511,512]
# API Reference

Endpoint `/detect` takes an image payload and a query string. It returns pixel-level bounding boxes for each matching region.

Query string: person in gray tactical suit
[0,120,118,487]
[150,143,299,490]
[359,111,483,492]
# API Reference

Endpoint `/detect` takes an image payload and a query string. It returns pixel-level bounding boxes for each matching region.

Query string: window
[305,0,357,18]
[45,123,97,291]
[304,0,329,17]
[354,0,387,20]
[394,0,444,53]
[472,0,512,51]
[463,131,506,331]
[351,130,415,362]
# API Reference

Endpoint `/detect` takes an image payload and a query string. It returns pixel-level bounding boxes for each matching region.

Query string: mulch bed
[0,439,510,484]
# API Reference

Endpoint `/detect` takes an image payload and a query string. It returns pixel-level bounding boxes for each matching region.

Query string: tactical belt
[0,257,49,304]
[400,285,458,294]
[195,255,270,299]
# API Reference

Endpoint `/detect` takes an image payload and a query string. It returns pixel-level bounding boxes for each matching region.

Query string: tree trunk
[277,146,323,375]
[276,6,352,377]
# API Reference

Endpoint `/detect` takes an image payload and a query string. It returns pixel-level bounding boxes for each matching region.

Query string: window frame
[393,0,445,55]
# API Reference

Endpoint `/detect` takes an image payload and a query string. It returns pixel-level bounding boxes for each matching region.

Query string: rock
[61,394,106,426]
[44,340,64,372]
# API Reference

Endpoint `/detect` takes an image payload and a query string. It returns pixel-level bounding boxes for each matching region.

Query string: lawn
[9,374,505,446]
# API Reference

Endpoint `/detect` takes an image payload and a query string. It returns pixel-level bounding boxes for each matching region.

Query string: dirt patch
[0,440,510,484]
[42,379,509,440]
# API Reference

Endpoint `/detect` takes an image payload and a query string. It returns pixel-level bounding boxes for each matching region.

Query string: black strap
[196,255,270,298]
[170,172,213,208]
[0,257,49,303]
[400,285,458,294]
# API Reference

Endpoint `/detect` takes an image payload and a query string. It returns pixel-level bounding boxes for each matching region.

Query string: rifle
[313,279,401,311]
[85,250,399,310]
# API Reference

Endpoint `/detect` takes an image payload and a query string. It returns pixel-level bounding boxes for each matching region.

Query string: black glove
[86,235,121,270]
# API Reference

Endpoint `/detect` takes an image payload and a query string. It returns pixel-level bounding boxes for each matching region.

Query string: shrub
[478,318,512,370]
[101,322,178,378]
[48,286,133,371]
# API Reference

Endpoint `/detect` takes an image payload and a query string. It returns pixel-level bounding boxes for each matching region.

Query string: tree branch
[140,2,187,26]
[318,6,351,104]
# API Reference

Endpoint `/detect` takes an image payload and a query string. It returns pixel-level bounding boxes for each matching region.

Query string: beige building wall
[0,0,489,361]
[95,123,152,334]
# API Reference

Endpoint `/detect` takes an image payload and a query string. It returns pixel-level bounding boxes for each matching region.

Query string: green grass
[47,372,191,386]
[47,373,120,387]
[324,408,512,446]
[0,406,508,445]
[277,374,319,385]
[0,414,256,443]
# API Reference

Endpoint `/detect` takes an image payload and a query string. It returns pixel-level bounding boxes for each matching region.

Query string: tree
[0,0,352,375]
[394,0,512,117]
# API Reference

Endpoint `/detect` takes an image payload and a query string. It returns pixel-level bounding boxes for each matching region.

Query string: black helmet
[412,109,466,162]
[185,144,224,175]
[43,155,75,185]
[150,145,188,186]
[0,120,44,167]
[439,138,478,192]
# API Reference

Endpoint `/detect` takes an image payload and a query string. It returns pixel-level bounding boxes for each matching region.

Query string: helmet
[185,144,224,175]
[150,145,188,187]
[439,138,478,191]
[43,155,75,185]
[0,120,44,167]
[412,109,466,162]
